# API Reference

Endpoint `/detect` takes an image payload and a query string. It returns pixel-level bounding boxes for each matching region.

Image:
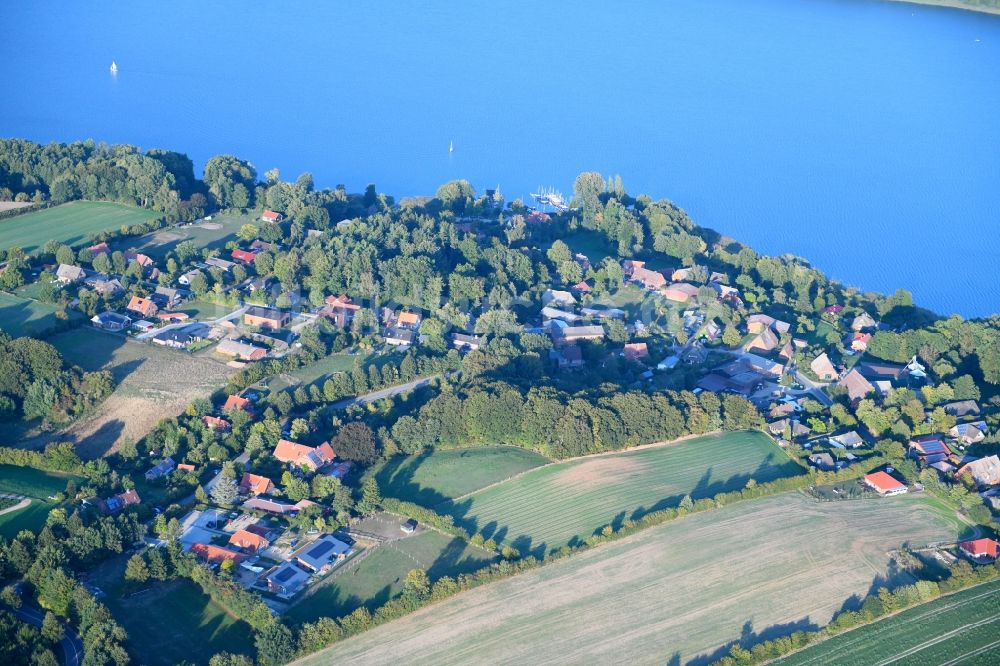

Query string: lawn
[438,431,803,555]
[367,446,551,507]
[0,291,77,338]
[0,464,83,538]
[108,579,255,665]
[267,353,366,392]
[285,530,495,625]
[774,577,1000,666]
[122,211,250,262]
[0,201,159,254]
[295,493,962,666]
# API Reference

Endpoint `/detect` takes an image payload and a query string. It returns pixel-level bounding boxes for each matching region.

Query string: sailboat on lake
[110,60,118,74]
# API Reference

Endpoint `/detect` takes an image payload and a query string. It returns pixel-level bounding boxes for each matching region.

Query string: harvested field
[31,328,235,458]
[438,431,802,555]
[0,201,159,254]
[775,577,1000,665]
[367,446,551,506]
[294,493,963,666]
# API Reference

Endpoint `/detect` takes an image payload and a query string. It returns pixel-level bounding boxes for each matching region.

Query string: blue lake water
[2,0,999,316]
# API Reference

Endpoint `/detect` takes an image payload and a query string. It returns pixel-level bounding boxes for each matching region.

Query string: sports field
[368,446,551,506]
[0,464,83,538]
[0,201,159,254]
[0,291,74,338]
[125,211,249,262]
[294,493,962,666]
[774,577,1000,666]
[438,431,803,555]
[285,530,494,625]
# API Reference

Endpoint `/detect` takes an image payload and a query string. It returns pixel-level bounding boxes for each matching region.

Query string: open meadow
[773,577,1000,666]
[0,201,159,254]
[438,431,803,555]
[31,328,235,457]
[0,291,79,338]
[0,464,83,538]
[286,529,495,625]
[367,446,551,506]
[121,211,248,262]
[294,492,963,666]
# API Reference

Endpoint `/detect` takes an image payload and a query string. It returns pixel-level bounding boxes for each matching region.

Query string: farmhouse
[809,353,837,381]
[205,256,235,272]
[87,277,124,297]
[145,457,176,481]
[87,242,110,257]
[623,260,666,290]
[808,452,837,472]
[98,488,141,515]
[958,538,1000,563]
[91,311,131,331]
[829,431,864,449]
[863,471,908,496]
[294,534,352,573]
[126,295,158,318]
[242,497,300,515]
[744,327,780,354]
[950,421,987,445]
[231,249,258,264]
[217,339,267,361]
[223,395,252,413]
[856,360,907,383]
[239,472,275,496]
[272,439,335,472]
[56,264,86,283]
[243,306,289,330]
[956,455,1000,488]
[452,333,481,351]
[261,210,283,223]
[152,328,200,349]
[178,269,204,286]
[571,280,591,294]
[662,282,699,303]
[908,437,950,464]
[228,529,270,553]
[851,332,872,352]
[551,344,584,369]
[542,289,577,308]
[395,311,422,329]
[943,400,980,418]
[623,342,649,362]
[553,325,605,346]
[153,286,183,309]
[265,561,310,596]
[191,543,245,566]
[541,306,581,323]
[384,327,416,348]
[747,314,791,335]
[838,369,875,402]
[851,312,877,331]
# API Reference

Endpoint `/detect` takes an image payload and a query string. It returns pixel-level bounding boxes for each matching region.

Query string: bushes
[380,498,471,541]
[0,442,86,475]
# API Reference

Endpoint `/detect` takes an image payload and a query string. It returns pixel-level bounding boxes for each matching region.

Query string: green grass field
[297,493,962,665]
[0,201,159,254]
[0,291,77,338]
[267,353,366,392]
[124,211,250,262]
[368,446,551,507]
[774,578,1000,666]
[0,465,83,538]
[438,431,803,555]
[109,579,255,665]
[285,530,494,625]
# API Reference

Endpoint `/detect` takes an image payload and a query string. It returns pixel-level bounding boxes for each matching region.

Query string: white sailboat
[110,60,118,74]
[449,139,454,154]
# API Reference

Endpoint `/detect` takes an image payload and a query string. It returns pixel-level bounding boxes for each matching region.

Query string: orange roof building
[223,395,251,413]
[325,294,361,310]
[239,472,275,497]
[863,471,908,496]
[623,342,649,362]
[397,311,421,328]
[228,529,270,553]
[959,538,1000,562]
[272,439,335,471]
[202,415,232,431]
[126,295,158,318]
[191,543,245,565]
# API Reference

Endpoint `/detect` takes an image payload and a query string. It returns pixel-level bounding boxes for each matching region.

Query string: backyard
[437,431,804,555]
[285,529,495,625]
[119,211,251,262]
[0,201,160,254]
[294,492,963,666]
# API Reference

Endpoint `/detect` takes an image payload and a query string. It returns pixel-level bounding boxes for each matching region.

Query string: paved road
[14,604,84,666]
[328,375,439,410]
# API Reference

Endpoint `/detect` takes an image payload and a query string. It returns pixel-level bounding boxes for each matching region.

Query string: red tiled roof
[239,472,274,496]
[176,463,196,472]
[864,471,906,494]
[959,538,1000,559]
[261,210,282,222]
[119,489,141,506]
[202,415,231,431]
[623,342,649,361]
[191,543,245,564]
[223,395,251,412]
[325,294,361,310]
[228,529,269,552]
[231,249,258,263]
[127,296,158,317]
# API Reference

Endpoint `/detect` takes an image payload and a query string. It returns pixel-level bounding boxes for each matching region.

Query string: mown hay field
[294,493,962,666]
[0,201,159,254]
[367,446,551,507]
[774,577,1000,666]
[438,431,802,555]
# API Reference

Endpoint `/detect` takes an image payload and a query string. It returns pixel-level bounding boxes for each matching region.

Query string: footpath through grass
[0,464,83,538]
[774,577,1000,665]
[286,530,494,625]
[367,446,551,506]
[0,201,159,254]
[438,431,803,555]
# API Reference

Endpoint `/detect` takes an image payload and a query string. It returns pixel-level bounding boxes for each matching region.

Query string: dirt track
[294,493,961,666]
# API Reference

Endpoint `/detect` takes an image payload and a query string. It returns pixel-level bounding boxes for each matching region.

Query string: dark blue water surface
[2,0,999,316]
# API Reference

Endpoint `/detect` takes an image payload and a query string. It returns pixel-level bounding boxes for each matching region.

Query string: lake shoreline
[888,0,1000,16]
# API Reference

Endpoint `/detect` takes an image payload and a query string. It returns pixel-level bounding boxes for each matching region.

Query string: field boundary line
[877,612,1000,665]
[442,431,731,506]
[937,636,1000,666]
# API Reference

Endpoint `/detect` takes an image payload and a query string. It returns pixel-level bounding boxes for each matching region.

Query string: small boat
[110,60,118,73]
[449,140,454,154]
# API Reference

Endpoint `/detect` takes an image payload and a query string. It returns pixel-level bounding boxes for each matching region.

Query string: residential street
[328,375,439,411]
[13,603,84,666]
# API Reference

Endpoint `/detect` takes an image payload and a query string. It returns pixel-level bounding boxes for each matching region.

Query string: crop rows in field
[438,431,802,555]
[775,577,1000,665]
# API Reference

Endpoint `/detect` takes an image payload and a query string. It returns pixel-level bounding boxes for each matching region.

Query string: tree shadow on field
[74,418,125,460]
[373,451,452,509]
[426,537,497,581]
[687,617,820,666]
